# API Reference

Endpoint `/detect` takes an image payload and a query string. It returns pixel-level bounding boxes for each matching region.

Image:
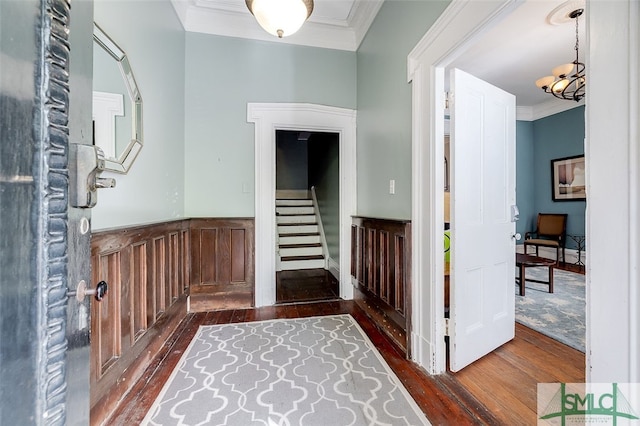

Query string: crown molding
[171,0,383,51]
[516,98,585,121]
[349,0,384,48]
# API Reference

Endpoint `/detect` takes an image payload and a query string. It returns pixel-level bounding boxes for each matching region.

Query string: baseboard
[328,256,340,280]
[411,331,440,374]
[516,244,587,266]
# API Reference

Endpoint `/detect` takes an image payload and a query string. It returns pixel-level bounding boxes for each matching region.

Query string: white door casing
[449,68,516,372]
[407,0,522,374]
[247,103,357,307]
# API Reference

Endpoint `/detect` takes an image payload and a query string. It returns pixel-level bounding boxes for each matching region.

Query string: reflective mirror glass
[92,23,143,174]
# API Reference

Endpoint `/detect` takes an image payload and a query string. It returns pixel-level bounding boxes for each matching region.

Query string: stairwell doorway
[275,130,341,304]
[247,103,357,307]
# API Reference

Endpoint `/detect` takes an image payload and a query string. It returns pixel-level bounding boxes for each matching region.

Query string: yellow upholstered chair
[524,213,568,263]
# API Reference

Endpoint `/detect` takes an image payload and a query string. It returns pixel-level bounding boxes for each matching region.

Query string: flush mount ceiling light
[245,0,314,38]
[535,6,585,102]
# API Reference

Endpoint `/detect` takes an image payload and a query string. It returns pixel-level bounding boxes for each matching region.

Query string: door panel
[449,68,516,372]
[0,0,94,423]
[66,1,96,424]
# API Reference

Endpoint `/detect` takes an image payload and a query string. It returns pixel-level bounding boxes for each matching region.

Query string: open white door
[449,68,516,372]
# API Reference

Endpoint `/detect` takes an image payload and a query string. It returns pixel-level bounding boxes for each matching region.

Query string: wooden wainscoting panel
[153,236,167,317]
[90,218,256,425]
[231,228,246,282]
[379,230,390,304]
[169,232,180,304]
[394,234,406,316]
[131,242,147,343]
[189,218,255,312]
[351,217,411,355]
[350,225,358,278]
[181,229,190,293]
[90,220,190,426]
[95,251,122,376]
[198,228,218,284]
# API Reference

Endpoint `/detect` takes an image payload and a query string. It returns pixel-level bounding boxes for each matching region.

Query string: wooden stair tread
[279,232,320,237]
[279,243,322,249]
[278,222,317,226]
[280,254,325,261]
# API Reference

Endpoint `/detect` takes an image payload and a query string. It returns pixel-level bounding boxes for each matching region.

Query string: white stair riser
[279,235,320,245]
[278,225,318,234]
[276,199,313,207]
[277,215,316,224]
[279,246,323,257]
[276,206,315,215]
[280,258,326,270]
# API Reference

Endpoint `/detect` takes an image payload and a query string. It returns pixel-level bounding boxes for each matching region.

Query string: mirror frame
[93,23,143,174]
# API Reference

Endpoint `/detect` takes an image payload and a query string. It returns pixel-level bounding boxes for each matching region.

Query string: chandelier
[245,0,314,39]
[535,8,585,102]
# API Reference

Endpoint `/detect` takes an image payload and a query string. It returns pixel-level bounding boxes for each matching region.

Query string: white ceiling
[170,0,384,51]
[448,0,586,114]
[171,0,587,114]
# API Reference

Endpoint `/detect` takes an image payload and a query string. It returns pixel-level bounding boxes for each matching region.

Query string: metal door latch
[69,144,116,208]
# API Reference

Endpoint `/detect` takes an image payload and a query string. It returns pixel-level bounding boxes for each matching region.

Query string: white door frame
[247,103,357,307]
[407,0,522,374]
[408,0,640,381]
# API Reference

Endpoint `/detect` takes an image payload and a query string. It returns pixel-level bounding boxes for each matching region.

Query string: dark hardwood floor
[106,299,585,425]
[276,268,339,304]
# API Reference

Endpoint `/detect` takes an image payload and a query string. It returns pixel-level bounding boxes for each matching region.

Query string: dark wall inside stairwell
[308,133,340,263]
[276,130,308,190]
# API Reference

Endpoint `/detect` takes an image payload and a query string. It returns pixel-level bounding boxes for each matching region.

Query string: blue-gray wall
[356,0,450,219]
[516,120,535,236]
[517,106,586,247]
[184,34,356,217]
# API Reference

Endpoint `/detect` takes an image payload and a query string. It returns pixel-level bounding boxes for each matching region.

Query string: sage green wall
[184,34,357,217]
[92,0,185,230]
[356,0,450,219]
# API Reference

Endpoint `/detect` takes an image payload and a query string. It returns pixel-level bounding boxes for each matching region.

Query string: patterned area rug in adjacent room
[142,315,430,426]
[515,267,585,353]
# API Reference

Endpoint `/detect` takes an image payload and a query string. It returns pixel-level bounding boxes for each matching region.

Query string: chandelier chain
[574,11,580,62]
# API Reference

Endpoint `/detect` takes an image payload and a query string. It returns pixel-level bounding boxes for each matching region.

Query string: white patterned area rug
[141,314,430,426]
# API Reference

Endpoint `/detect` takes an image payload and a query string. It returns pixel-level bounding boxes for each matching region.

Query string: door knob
[512,233,522,241]
[68,280,108,302]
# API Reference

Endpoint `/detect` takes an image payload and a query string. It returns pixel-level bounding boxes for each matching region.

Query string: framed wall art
[551,155,586,201]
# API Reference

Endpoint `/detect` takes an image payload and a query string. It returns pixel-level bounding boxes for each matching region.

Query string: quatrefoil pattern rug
[142,314,430,426]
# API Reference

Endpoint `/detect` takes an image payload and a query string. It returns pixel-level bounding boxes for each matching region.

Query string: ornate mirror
[92,23,143,174]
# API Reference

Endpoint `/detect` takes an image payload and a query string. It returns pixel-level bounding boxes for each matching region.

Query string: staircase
[276,196,326,271]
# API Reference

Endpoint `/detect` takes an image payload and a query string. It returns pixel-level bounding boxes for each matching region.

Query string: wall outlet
[389,179,395,194]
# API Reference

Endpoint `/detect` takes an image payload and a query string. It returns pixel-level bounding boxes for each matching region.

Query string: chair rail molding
[247,103,357,306]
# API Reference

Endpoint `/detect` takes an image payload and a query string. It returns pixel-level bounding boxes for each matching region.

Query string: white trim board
[247,103,357,307]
